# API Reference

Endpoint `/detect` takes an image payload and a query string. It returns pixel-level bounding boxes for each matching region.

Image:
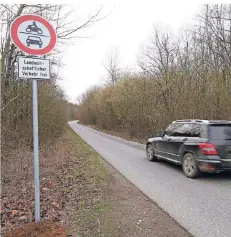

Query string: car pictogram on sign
[26,36,43,48]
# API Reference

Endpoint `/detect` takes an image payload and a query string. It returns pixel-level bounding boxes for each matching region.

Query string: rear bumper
[197,158,231,173]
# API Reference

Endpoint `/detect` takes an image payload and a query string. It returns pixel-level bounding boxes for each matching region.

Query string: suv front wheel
[146,144,158,162]
[182,153,201,178]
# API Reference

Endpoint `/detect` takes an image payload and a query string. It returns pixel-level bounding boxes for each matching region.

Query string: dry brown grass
[1,127,109,236]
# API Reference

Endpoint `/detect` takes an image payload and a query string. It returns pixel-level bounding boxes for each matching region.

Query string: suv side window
[177,123,201,137]
[166,123,201,137]
[165,123,181,136]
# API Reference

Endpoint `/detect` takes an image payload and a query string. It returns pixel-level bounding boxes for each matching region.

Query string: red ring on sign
[10,15,56,55]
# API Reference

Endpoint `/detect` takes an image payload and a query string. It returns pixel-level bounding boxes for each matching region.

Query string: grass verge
[66,128,113,236]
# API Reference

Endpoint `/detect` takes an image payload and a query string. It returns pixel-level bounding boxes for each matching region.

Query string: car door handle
[182,138,188,141]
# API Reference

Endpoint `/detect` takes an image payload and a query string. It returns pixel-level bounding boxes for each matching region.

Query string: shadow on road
[155,159,231,181]
[200,172,231,181]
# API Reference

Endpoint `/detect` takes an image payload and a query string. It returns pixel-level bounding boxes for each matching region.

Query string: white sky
[2,0,225,102]
[58,1,203,102]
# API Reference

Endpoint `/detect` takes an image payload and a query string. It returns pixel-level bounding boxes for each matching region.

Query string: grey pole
[32,79,40,222]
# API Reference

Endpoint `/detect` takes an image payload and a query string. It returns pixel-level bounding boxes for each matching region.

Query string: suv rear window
[209,124,231,140]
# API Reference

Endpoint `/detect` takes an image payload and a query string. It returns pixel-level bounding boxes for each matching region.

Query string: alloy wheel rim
[184,156,195,175]
[147,146,153,160]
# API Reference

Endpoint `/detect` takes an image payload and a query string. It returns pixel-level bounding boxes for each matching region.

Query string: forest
[78,5,231,140]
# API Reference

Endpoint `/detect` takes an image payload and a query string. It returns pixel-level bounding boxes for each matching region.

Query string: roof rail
[174,119,209,124]
[195,120,210,124]
[175,119,192,122]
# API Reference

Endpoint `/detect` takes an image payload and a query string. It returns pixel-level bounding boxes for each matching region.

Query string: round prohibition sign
[10,14,56,55]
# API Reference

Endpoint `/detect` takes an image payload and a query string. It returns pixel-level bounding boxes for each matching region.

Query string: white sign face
[17,21,51,50]
[18,57,51,79]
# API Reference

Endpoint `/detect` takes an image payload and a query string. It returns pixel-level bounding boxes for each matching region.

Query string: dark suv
[146,120,231,178]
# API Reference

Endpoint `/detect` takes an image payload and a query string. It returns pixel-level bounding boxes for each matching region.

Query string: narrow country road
[69,122,231,237]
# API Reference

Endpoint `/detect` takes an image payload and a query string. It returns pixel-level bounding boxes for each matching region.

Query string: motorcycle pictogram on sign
[26,21,43,34]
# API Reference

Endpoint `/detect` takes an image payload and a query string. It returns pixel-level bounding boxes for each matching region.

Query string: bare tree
[103,48,121,86]
[139,27,179,119]
[0,4,107,153]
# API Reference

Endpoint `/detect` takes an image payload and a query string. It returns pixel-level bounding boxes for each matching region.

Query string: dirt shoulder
[2,127,191,237]
[103,160,191,237]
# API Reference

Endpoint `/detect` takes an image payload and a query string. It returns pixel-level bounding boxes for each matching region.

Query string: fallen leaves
[11,210,18,216]
[4,220,67,237]
[1,128,109,236]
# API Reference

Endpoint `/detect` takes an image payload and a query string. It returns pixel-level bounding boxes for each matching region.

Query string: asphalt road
[69,122,231,237]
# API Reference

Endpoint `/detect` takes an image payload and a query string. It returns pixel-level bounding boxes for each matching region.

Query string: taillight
[198,143,218,155]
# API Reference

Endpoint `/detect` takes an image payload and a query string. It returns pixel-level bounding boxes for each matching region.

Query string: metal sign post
[32,79,40,222]
[10,14,56,223]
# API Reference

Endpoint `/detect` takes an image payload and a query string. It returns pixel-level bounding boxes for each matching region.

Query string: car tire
[182,153,201,178]
[146,144,158,162]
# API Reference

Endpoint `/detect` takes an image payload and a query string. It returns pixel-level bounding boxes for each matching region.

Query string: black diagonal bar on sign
[19,32,50,37]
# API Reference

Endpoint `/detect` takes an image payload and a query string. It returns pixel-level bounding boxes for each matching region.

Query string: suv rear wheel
[182,153,201,178]
[146,144,158,162]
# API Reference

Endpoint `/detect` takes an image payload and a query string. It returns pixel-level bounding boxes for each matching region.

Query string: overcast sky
[56,1,203,103]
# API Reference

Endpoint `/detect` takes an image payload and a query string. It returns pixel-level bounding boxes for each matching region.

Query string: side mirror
[156,131,165,137]
[161,131,165,137]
